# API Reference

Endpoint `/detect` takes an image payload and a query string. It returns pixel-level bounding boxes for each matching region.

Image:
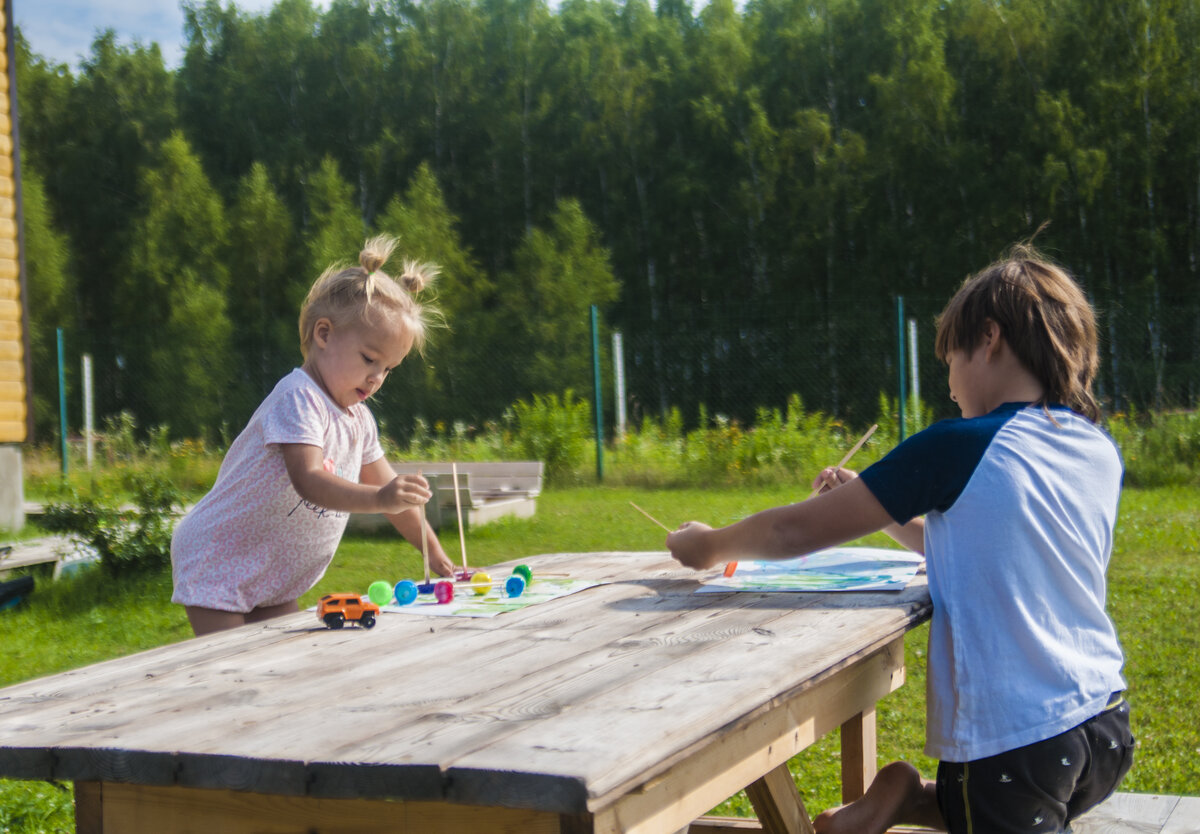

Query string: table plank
[0,551,932,824]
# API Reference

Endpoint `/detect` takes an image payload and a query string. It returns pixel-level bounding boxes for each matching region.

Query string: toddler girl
[172,236,454,636]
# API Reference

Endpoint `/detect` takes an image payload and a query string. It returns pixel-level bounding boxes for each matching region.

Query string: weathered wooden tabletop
[0,551,931,833]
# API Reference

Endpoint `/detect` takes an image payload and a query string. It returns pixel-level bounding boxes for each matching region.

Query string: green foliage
[23,412,223,503]
[119,131,233,439]
[18,165,75,442]
[16,0,1200,446]
[1105,410,1200,488]
[303,155,364,287]
[373,163,493,421]
[499,199,619,398]
[509,390,593,485]
[0,779,74,833]
[667,396,877,488]
[41,478,182,577]
[228,162,298,417]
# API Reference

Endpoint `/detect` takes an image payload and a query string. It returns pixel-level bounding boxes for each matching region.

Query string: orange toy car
[317,593,380,630]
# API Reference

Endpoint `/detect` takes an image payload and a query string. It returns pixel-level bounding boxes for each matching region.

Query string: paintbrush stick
[629,501,672,533]
[452,462,468,572]
[418,469,430,584]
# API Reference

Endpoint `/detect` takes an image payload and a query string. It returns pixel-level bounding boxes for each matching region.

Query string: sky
[14,0,314,71]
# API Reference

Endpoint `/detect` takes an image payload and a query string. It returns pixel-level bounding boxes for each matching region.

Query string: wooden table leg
[839,707,877,804]
[744,763,814,834]
[74,782,103,834]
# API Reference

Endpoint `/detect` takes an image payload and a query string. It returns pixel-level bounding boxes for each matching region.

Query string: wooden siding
[0,0,26,443]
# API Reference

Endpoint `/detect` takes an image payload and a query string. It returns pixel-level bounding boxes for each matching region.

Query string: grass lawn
[1,485,1196,831]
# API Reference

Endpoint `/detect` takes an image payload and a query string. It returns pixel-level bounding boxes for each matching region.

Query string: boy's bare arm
[667,479,897,570]
[884,517,925,553]
[281,443,431,515]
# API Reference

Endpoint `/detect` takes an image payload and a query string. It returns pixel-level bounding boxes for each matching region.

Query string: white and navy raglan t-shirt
[859,402,1127,763]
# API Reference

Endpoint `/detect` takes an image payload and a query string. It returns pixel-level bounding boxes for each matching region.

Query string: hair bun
[399,260,439,294]
[360,235,398,275]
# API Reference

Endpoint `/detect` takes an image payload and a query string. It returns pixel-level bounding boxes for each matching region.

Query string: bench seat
[346,461,543,532]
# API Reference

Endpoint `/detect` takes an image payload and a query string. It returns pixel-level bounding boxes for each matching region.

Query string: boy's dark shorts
[936,693,1134,834]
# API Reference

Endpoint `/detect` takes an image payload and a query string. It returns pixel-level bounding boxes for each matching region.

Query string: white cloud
[15,0,319,71]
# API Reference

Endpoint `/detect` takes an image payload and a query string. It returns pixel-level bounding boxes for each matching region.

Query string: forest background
[16,0,1200,448]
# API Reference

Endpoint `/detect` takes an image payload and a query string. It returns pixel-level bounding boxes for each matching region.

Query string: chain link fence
[32,293,1200,448]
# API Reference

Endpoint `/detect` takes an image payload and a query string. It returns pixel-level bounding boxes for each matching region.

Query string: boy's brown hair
[935,244,1101,421]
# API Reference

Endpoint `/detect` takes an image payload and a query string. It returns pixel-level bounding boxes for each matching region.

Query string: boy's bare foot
[813,761,943,834]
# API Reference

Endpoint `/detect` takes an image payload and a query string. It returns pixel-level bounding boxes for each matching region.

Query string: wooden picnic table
[0,551,931,834]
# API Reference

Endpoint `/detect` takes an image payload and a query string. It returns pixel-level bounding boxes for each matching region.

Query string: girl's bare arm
[281,443,431,515]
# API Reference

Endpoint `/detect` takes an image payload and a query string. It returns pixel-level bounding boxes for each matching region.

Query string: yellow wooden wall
[0,0,26,444]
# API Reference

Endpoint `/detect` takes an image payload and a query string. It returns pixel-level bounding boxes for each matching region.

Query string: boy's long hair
[299,235,440,359]
[934,244,1101,422]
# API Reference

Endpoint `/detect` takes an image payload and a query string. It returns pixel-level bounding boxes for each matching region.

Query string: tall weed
[1106,409,1200,487]
[509,391,592,485]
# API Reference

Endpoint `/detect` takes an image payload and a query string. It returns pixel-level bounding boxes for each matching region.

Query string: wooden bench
[0,535,100,580]
[346,461,543,532]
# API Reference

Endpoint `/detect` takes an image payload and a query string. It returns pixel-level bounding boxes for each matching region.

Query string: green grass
[1,485,1195,831]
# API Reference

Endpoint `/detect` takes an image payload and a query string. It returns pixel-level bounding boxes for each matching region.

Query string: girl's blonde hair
[299,235,440,358]
[935,243,1101,422]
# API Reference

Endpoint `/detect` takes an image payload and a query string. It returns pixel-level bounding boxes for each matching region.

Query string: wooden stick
[418,469,430,585]
[805,423,878,499]
[452,462,468,573]
[629,501,672,533]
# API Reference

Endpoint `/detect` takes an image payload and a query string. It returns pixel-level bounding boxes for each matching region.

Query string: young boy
[666,246,1134,834]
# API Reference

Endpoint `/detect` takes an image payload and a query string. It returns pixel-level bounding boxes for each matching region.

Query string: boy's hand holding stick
[806,423,878,498]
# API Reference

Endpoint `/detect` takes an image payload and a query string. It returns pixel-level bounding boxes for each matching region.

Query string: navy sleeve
[858,407,1018,525]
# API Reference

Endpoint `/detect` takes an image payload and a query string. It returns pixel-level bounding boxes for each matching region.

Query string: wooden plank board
[36,565,824,795]
[115,573,914,810]
[0,538,64,571]
[12,562,923,800]
[0,552,930,821]
[1072,793,1180,833]
[1162,796,1200,833]
[81,782,570,834]
[0,419,24,441]
[0,553,700,779]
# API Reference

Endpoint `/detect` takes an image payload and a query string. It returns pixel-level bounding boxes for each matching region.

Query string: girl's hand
[427,541,456,578]
[811,466,859,496]
[666,521,719,571]
[375,474,432,515]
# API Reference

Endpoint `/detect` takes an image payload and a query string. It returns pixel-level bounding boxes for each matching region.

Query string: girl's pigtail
[360,236,399,305]
[399,260,440,295]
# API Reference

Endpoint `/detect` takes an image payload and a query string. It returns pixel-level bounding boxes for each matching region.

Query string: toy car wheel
[360,612,376,629]
[324,612,345,629]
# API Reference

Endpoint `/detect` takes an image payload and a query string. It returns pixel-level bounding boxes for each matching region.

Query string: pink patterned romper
[171,369,385,613]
